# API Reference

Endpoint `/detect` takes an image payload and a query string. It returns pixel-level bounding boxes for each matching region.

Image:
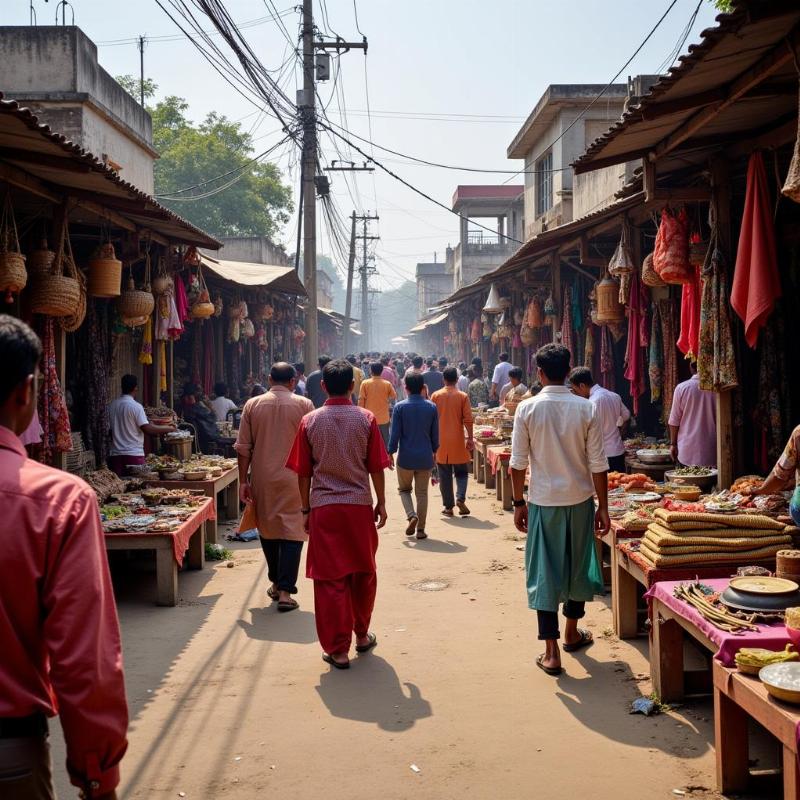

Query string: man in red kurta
[286,358,391,669]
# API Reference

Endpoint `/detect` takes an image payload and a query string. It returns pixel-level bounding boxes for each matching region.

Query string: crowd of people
[8,310,798,799]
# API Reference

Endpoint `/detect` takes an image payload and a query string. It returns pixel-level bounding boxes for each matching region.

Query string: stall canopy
[573,3,800,176]
[0,93,220,248]
[318,306,361,336]
[409,310,449,333]
[199,253,307,296]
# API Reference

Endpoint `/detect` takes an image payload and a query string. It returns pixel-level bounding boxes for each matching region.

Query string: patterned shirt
[772,424,800,487]
[286,398,391,508]
[467,378,490,407]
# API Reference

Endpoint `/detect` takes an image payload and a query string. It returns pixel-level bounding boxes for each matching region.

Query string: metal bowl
[664,468,718,491]
[721,585,800,613]
[636,448,673,464]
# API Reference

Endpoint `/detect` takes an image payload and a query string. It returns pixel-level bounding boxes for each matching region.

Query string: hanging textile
[658,299,678,421]
[648,302,663,403]
[600,325,615,391]
[38,317,72,464]
[571,276,583,331]
[560,285,574,364]
[731,151,781,348]
[698,230,738,391]
[203,320,214,396]
[166,290,183,339]
[82,301,111,466]
[676,265,701,360]
[159,340,167,393]
[138,316,153,365]
[584,326,594,368]
[155,293,170,340]
[755,325,783,472]
[624,273,649,415]
[174,274,190,325]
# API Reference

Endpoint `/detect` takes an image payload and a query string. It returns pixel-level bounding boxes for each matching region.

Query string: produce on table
[608,471,658,492]
[101,505,126,520]
[731,475,765,494]
[672,466,715,476]
[735,644,798,675]
[674,582,759,632]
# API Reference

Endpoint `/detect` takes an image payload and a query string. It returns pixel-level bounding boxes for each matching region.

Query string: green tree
[711,0,734,11]
[116,75,293,238]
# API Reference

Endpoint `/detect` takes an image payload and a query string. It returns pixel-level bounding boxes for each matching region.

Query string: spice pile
[101,490,207,533]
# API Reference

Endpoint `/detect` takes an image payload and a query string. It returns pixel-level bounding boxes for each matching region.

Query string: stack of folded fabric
[638,509,793,568]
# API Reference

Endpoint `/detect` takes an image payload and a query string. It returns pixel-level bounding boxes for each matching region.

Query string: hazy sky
[7,0,720,290]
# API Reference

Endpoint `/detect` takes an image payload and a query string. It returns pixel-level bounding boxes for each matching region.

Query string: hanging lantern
[482,283,502,313]
[543,293,556,324]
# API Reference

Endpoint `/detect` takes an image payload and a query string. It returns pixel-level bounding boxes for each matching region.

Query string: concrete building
[451,186,523,290]
[216,236,290,267]
[507,84,630,238]
[416,252,454,320]
[0,25,158,193]
[317,269,334,310]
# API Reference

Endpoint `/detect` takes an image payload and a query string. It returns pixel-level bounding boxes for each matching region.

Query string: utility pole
[343,211,357,356]
[138,36,146,107]
[355,213,379,351]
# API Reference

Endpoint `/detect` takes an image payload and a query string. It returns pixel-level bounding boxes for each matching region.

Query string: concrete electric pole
[355,213,379,351]
[343,211,357,356]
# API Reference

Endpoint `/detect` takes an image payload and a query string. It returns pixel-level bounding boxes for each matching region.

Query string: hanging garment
[658,299,678,422]
[174,275,190,325]
[623,274,649,415]
[561,286,574,364]
[159,340,167,393]
[676,265,701,360]
[698,232,739,392]
[600,325,614,392]
[138,315,153,365]
[731,151,782,348]
[166,292,183,339]
[155,293,170,340]
[584,326,594,368]
[38,317,72,464]
[648,302,663,403]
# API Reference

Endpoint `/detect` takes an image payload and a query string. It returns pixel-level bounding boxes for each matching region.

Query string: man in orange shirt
[358,362,397,447]
[431,366,474,517]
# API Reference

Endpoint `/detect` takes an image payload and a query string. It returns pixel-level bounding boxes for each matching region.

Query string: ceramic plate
[626,492,661,503]
[729,576,800,595]
[760,662,800,691]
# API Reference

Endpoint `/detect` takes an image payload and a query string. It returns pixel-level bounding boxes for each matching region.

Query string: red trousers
[313,571,377,655]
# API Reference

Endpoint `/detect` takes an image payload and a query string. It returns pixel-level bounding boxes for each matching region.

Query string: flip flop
[562,629,594,653]
[322,653,350,670]
[277,599,299,613]
[536,654,562,676]
[355,632,378,653]
[266,587,279,601]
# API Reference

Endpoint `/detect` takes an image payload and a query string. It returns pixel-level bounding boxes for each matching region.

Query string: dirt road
[50,478,725,799]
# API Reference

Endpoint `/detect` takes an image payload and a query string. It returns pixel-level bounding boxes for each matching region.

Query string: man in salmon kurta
[236,363,313,612]
[286,359,391,669]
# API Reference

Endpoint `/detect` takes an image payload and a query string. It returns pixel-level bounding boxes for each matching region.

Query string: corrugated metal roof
[200,253,306,295]
[408,310,449,333]
[573,2,800,174]
[0,92,220,248]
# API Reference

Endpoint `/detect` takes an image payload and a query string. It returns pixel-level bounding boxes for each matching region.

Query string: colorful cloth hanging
[138,316,153,365]
[658,299,678,422]
[731,151,782,348]
[561,286,574,364]
[159,340,167,393]
[38,317,72,464]
[624,273,649,415]
[174,274,190,325]
[676,265,701,360]
[584,326,594,368]
[698,231,738,392]
[648,302,663,403]
[600,325,615,391]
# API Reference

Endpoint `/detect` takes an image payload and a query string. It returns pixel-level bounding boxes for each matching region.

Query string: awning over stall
[199,253,307,296]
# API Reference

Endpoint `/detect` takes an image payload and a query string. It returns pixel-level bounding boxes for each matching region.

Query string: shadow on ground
[238,605,318,644]
[402,538,467,554]
[316,654,432,731]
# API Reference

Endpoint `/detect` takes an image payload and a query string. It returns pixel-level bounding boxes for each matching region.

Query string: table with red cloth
[104,497,213,606]
[644,576,790,703]
[612,538,775,639]
[485,444,512,509]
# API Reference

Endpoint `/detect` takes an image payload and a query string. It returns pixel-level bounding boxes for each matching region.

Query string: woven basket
[0,251,27,301]
[29,219,81,318]
[118,277,154,320]
[27,242,55,276]
[653,509,787,531]
[642,252,665,288]
[59,266,87,333]
[87,243,122,298]
[689,239,709,267]
[191,301,214,319]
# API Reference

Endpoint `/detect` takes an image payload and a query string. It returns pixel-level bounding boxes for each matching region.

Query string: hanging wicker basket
[28,220,80,317]
[688,238,709,268]
[28,240,55,276]
[87,242,122,298]
[59,266,88,333]
[0,195,27,303]
[152,257,170,295]
[190,264,214,319]
[191,301,215,319]
[118,276,154,321]
[641,252,665,287]
[595,275,625,324]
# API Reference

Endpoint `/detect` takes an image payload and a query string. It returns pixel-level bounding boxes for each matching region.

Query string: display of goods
[672,466,714,477]
[636,447,672,464]
[27,239,55,276]
[543,293,556,322]
[674,582,759,633]
[608,221,634,277]
[641,252,665,287]
[527,298,543,328]
[144,405,176,424]
[653,206,692,284]
[731,475,764,495]
[241,318,255,338]
[735,645,798,675]
[84,468,127,503]
[190,265,214,319]
[759,662,800,704]
[118,276,154,322]
[607,472,658,492]
[660,497,707,513]
[595,276,625,324]
[87,242,122,298]
[672,485,702,502]
[0,194,27,304]
[165,429,192,441]
[29,220,83,317]
[620,507,657,531]
[688,234,709,268]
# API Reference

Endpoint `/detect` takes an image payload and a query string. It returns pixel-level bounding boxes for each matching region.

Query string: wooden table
[624,457,674,481]
[713,661,800,798]
[146,465,239,543]
[473,439,502,484]
[104,498,212,606]
[612,539,649,639]
[485,444,512,511]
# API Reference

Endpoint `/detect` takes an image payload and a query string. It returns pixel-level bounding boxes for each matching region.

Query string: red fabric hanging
[676,265,701,359]
[731,151,781,348]
[623,274,649,414]
[174,274,190,325]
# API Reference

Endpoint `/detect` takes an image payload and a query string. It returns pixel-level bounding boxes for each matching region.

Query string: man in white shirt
[568,367,630,473]
[210,382,238,422]
[499,367,528,405]
[490,352,514,401]
[456,362,469,393]
[107,374,175,476]
[510,344,609,677]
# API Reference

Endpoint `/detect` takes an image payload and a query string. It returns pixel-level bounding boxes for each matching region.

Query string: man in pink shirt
[0,315,128,799]
[668,363,717,467]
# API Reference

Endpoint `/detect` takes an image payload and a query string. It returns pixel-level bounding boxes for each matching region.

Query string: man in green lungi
[509,344,610,676]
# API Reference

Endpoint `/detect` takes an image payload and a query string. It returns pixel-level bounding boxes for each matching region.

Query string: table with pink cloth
[486,444,511,475]
[104,497,215,565]
[645,577,791,666]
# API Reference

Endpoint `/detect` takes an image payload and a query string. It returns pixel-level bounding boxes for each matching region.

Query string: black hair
[458,362,467,371]
[412,356,424,369]
[438,357,448,368]
[426,358,434,367]
[508,367,523,381]
[322,358,354,396]
[443,366,459,384]
[472,364,483,378]
[405,372,424,395]
[535,343,571,383]
[318,354,332,369]
[294,362,305,374]
[214,381,227,397]
[121,374,138,394]
[568,367,594,387]
[270,362,296,385]
[471,356,482,367]
[0,315,41,406]
[370,361,383,376]
[499,352,509,362]
[251,383,267,397]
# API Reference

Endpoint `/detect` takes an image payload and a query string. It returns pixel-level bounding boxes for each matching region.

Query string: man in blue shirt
[388,371,439,540]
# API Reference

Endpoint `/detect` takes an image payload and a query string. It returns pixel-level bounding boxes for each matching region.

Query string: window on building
[535,151,553,217]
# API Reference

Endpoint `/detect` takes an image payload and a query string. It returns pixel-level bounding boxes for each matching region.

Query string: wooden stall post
[710,156,735,488]
[550,251,561,341]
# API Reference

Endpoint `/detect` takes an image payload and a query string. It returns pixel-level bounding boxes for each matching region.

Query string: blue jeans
[437,462,469,509]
